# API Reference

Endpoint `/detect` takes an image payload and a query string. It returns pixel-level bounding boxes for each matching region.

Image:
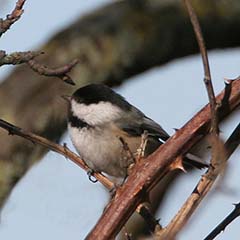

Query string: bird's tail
[184,152,209,169]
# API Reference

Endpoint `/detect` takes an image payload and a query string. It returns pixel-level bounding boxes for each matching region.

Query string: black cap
[72,84,131,111]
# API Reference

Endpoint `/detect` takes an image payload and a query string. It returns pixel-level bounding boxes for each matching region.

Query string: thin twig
[0,50,43,66]
[0,50,77,85]
[0,119,113,190]
[159,4,236,238]
[204,202,240,240]
[0,0,77,85]
[184,0,219,135]
[155,3,227,238]
[157,121,240,239]
[136,130,149,162]
[0,0,26,37]
[183,3,225,208]
[28,58,78,85]
[119,136,135,166]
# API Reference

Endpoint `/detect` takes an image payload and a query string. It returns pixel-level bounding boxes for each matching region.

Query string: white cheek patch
[71,100,123,125]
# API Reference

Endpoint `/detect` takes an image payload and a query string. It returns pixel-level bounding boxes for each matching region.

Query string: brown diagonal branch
[0,0,26,37]
[85,79,240,239]
[204,202,240,240]
[157,121,240,239]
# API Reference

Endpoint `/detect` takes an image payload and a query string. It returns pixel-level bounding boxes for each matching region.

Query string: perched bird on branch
[66,84,207,179]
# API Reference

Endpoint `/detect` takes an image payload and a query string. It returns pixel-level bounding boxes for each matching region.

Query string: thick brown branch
[157,121,240,239]
[184,0,218,135]
[85,79,240,239]
[204,202,240,240]
[0,0,26,37]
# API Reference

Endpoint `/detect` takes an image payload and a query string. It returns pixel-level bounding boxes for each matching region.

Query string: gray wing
[115,106,208,168]
[116,107,170,142]
[141,116,170,141]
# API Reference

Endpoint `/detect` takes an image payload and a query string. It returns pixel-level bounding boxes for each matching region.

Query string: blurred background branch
[0,0,25,37]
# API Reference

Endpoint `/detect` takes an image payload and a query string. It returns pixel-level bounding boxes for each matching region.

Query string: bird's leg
[63,142,99,183]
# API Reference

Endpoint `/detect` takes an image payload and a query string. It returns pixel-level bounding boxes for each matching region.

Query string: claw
[87,169,98,183]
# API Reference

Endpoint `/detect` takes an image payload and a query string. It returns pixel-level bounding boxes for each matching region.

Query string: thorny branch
[153,2,235,238]
[85,79,240,240]
[119,134,162,233]
[204,201,240,240]
[156,121,240,239]
[0,0,26,37]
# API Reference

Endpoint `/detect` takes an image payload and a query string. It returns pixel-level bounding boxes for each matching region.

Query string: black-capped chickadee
[67,84,207,179]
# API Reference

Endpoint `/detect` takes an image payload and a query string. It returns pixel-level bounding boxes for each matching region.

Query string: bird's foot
[87,169,98,183]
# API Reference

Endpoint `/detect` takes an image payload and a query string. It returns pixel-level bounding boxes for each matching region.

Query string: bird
[67,83,207,179]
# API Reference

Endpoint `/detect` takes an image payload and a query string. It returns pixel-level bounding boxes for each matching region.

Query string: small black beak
[61,95,71,103]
